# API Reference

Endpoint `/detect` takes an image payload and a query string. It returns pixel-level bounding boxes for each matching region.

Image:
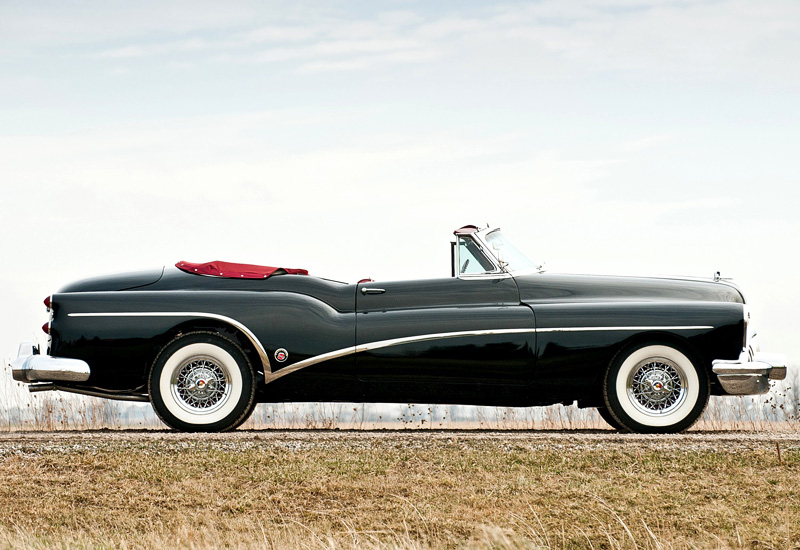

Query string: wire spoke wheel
[627,357,687,416]
[171,356,232,414]
[149,332,256,432]
[604,343,709,434]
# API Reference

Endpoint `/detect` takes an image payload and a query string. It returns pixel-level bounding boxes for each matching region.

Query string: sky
[1,0,798,372]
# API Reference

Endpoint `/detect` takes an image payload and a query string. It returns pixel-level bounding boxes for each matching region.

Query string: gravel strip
[0,429,798,457]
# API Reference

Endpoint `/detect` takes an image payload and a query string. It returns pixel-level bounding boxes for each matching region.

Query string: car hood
[58,268,165,293]
[513,272,745,305]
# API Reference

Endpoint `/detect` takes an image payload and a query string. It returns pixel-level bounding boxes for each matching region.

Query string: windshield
[483,230,539,272]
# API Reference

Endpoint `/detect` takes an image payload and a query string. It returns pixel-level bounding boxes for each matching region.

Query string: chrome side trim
[266,347,357,382]
[537,325,713,333]
[62,314,715,385]
[267,325,713,383]
[356,328,535,352]
[68,312,272,374]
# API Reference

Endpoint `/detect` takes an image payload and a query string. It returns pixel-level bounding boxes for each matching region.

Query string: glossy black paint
[514,273,743,404]
[47,267,747,406]
[59,268,165,293]
[356,277,535,403]
[515,272,744,305]
[51,288,356,392]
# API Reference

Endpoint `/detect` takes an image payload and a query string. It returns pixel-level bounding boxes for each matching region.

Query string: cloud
[4,1,796,81]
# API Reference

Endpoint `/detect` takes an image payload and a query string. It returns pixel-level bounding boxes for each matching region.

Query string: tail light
[43,295,53,336]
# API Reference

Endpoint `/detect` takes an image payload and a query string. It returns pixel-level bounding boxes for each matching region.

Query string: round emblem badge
[274,348,289,362]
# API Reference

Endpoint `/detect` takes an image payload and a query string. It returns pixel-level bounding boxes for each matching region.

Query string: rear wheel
[149,332,257,432]
[603,343,709,434]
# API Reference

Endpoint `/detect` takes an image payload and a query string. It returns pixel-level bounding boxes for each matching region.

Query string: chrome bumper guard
[9,342,91,383]
[712,351,787,395]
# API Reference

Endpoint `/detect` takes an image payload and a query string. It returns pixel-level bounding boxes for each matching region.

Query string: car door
[355,274,536,403]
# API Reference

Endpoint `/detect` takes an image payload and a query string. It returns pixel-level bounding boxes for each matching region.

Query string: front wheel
[603,343,709,434]
[149,332,257,432]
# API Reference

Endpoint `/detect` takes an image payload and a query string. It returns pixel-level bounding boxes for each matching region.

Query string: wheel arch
[584,330,709,404]
[612,331,707,369]
[146,316,271,382]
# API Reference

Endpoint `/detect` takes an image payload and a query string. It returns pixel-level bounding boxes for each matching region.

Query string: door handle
[361,287,386,295]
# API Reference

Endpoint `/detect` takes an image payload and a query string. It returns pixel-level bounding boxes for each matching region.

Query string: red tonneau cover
[176,261,308,279]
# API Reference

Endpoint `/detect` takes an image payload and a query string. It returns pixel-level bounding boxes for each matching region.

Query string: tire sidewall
[604,342,709,434]
[149,332,255,432]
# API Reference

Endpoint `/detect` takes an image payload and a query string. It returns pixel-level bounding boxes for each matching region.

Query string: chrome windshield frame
[457,226,543,277]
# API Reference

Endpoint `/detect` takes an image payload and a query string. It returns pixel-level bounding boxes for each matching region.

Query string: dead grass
[0,431,798,549]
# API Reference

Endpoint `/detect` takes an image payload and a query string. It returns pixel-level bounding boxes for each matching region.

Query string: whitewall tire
[603,343,709,434]
[149,332,256,432]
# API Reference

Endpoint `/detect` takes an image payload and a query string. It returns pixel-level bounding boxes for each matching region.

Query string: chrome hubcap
[627,357,687,416]
[171,356,231,414]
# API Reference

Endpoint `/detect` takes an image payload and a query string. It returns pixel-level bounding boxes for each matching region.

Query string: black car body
[9,225,786,433]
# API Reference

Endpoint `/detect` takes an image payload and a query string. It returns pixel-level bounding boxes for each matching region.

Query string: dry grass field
[0,430,798,549]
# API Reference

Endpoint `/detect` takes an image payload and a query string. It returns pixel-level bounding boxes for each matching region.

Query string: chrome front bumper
[712,351,787,395]
[9,342,91,383]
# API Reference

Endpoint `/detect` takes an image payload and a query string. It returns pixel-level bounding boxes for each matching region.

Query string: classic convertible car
[9,225,786,433]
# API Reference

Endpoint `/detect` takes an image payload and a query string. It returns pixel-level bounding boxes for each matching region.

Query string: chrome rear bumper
[712,351,787,395]
[9,342,91,383]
